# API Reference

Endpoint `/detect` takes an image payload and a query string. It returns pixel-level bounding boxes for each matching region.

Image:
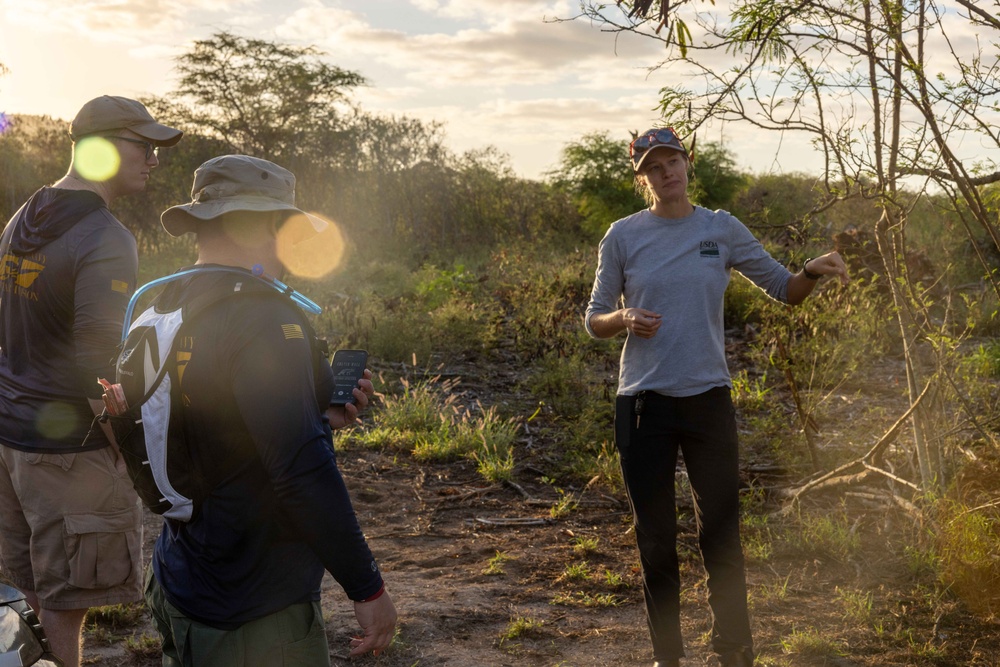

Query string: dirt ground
[81,449,1000,667]
[80,356,1000,667]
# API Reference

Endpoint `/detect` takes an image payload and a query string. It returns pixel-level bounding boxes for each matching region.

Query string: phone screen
[329,349,368,405]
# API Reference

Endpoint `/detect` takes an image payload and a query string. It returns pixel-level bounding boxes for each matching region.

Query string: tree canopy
[162,31,366,164]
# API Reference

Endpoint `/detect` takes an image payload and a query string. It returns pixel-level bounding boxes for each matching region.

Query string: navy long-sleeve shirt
[150,271,383,629]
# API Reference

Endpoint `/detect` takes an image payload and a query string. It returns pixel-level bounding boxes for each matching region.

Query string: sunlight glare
[276,212,346,280]
[74,136,120,181]
[36,401,79,440]
[0,112,11,135]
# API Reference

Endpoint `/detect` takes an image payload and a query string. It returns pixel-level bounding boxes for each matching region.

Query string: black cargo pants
[614,386,753,661]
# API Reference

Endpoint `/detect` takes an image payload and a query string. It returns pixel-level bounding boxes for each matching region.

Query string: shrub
[935,498,1000,615]
[782,508,861,562]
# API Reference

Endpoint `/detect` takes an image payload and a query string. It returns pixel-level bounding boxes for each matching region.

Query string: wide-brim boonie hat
[630,127,688,172]
[160,155,328,237]
[70,95,182,146]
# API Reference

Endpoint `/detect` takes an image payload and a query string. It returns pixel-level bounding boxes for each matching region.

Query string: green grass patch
[498,615,544,646]
[779,627,844,659]
[482,550,514,576]
[783,509,861,562]
[550,591,623,608]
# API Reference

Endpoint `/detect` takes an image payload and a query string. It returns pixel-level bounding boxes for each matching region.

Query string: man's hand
[327,369,375,430]
[349,590,397,657]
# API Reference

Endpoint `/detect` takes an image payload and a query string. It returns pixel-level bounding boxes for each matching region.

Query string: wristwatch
[802,258,822,281]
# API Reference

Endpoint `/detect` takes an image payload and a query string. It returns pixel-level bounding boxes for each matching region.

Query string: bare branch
[953,0,1000,30]
[897,167,1000,186]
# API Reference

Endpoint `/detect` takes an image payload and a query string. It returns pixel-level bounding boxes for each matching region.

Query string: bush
[344,374,520,482]
[935,464,1000,615]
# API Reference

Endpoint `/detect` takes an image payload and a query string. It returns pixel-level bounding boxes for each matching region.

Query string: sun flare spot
[36,402,79,440]
[0,112,12,135]
[277,212,346,280]
[74,137,120,181]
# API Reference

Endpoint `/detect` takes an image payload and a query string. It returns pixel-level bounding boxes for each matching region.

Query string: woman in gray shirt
[585,128,848,667]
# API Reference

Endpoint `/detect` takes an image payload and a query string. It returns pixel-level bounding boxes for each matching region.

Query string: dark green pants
[144,567,331,667]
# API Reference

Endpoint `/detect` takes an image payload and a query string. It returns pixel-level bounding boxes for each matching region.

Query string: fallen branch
[781,378,933,506]
[523,498,623,509]
[861,462,921,493]
[469,517,551,527]
[843,490,921,516]
[504,479,533,499]
[434,485,501,503]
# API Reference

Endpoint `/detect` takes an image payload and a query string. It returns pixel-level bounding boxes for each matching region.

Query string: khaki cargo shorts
[0,445,142,610]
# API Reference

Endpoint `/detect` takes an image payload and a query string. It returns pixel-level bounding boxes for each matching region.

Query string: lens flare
[0,112,12,135]
[36,402,79,440]
[74,137,120,181]
[276,213,346,280]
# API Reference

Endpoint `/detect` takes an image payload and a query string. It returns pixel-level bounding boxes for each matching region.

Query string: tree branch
[782,377,934,504]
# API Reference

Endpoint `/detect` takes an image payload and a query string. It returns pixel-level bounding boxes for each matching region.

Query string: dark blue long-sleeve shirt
[150,272,383,629]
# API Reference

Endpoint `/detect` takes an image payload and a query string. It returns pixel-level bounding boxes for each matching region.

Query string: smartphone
[329,349,368,405]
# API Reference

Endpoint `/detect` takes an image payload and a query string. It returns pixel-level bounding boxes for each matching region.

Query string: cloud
[1,0,251,40]
[278,2,662,90]
[408,0,576,22]
[368,92,669,174]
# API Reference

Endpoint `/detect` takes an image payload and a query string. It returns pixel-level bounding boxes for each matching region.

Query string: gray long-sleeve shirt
[585,206,791,397]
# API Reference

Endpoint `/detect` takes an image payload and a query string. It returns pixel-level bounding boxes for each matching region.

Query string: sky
[0,0,972,182]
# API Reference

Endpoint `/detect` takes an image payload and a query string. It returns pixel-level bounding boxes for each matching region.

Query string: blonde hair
[634,174,655,207]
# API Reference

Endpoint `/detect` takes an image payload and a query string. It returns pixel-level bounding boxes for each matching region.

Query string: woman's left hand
[327,369,375,430]
[805,252,850,285]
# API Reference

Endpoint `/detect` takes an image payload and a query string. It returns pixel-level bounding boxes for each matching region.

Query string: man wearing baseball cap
[0,95,181,667]
[142,155,396,665]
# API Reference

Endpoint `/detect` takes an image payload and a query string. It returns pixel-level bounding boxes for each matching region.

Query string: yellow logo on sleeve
[176,336,194,386]
[282,324,304,340]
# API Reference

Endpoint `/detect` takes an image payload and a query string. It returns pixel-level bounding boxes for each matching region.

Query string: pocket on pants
[24,451,77,472]
[63,505,140,589]
[278,602,329,667]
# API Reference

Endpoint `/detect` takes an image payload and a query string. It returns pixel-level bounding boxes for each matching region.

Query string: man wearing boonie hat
[143,154,397,666]
[0,95,181,667]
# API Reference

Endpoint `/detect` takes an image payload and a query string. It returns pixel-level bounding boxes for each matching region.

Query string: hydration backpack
[99,266,325,522]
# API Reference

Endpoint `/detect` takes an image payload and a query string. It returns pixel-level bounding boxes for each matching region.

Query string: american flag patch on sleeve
[281,324,304,340]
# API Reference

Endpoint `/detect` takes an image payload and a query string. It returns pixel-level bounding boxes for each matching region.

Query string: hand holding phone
[329,349,368,406]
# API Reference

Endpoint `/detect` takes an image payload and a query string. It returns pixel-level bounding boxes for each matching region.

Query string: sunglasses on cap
[630,127,685,156]
[629,128,686,169]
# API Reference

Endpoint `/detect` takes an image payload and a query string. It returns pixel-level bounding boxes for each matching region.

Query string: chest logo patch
[699,240,720,257]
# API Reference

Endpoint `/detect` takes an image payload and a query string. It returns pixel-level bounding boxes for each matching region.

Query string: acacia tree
[549,132,744,239]
[158,31,366,165]
[547,132,646,239]
[573,1,1000,491]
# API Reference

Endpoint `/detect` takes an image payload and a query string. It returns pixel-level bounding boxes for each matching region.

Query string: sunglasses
[629,127,683,158]
[105,135,158,160]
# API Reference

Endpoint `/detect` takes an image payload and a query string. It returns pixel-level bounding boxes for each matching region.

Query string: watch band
[802,258,822,280]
